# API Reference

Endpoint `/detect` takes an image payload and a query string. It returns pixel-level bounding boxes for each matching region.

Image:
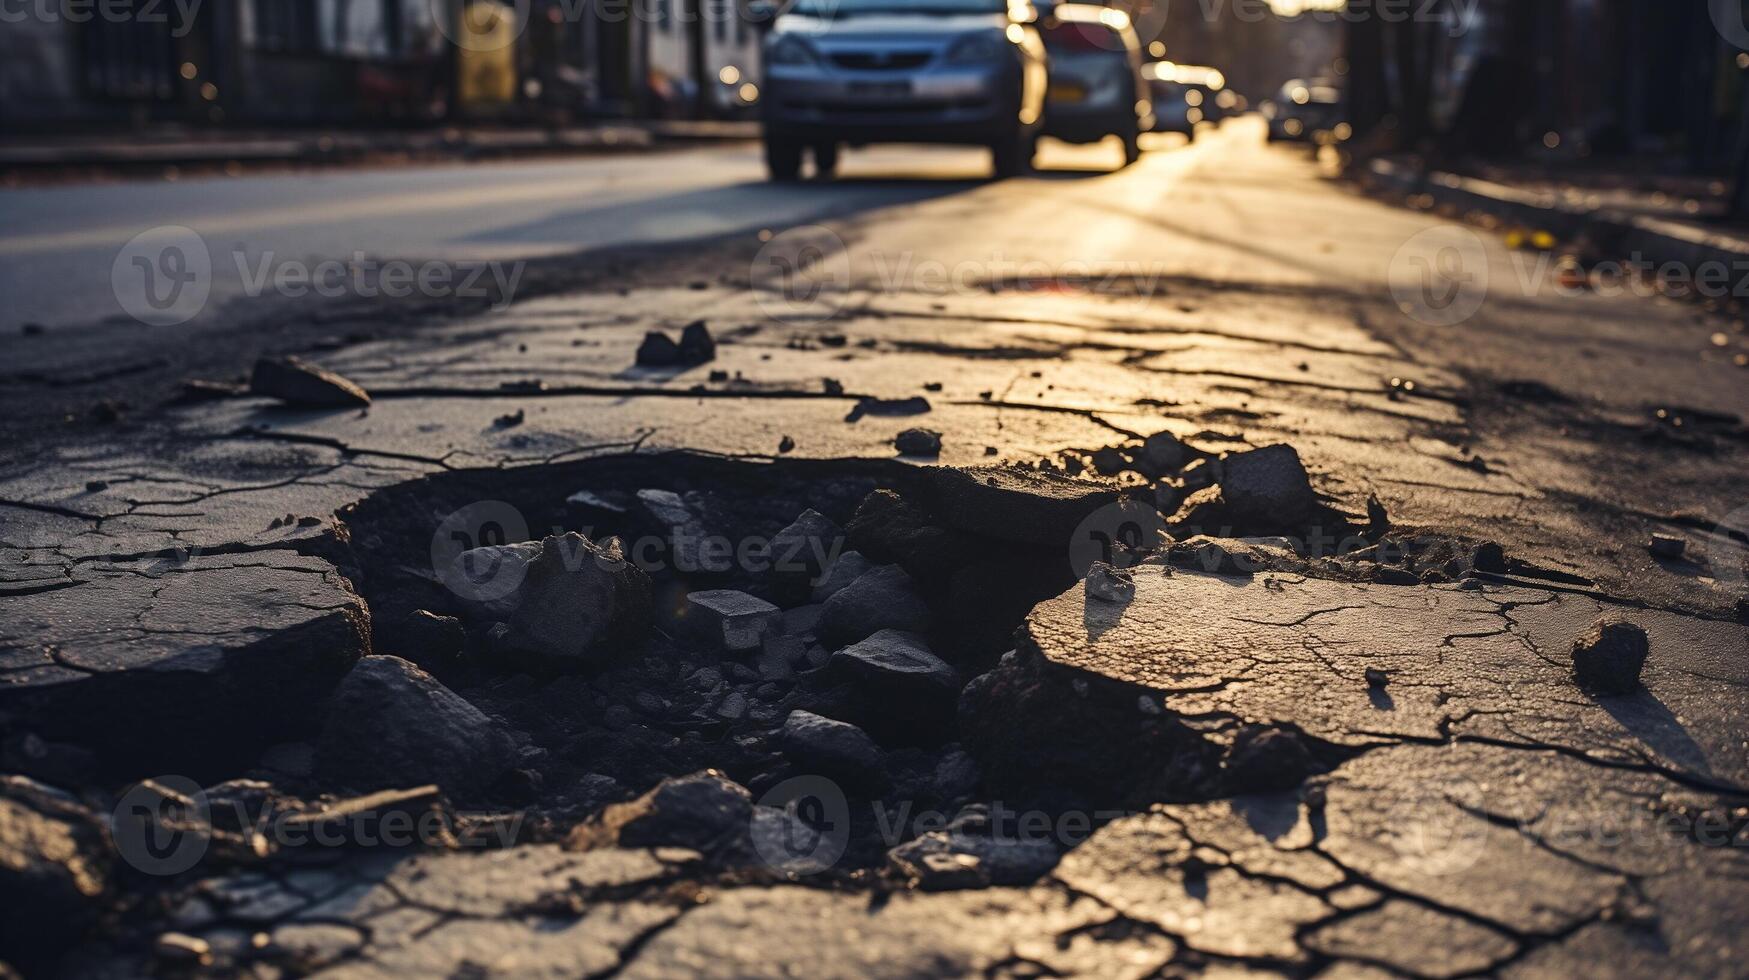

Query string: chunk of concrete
[781,710,885,788]
[684,590,781,652]
[817,564,932,646]
[316,656,517,796]
[1570,618,1649,695]
[1218,444,1317,526]
[566,771,751,852]
[500,534,653,669]
[249,357,371,408]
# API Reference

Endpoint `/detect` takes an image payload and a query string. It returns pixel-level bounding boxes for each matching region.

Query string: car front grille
[828,51,933,71]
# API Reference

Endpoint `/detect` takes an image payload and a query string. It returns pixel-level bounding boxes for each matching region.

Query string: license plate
[848,80,912,97]
[1049,83,1086,102]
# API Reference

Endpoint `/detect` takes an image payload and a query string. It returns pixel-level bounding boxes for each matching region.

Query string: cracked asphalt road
[2,118,1746,977]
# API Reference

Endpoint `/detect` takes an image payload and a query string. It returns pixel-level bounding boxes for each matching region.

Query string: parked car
[759,0,1050,180]
[1144,62,1226,142]
[1038,4,1150,167]
[1263,78,1342,142]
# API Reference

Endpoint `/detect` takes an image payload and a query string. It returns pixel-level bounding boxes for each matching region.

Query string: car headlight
[768,35,819,66]
[946,32,1009,63]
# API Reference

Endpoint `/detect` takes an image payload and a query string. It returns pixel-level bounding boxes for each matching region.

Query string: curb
[1361,157,1749,275]
[0,121,759,172]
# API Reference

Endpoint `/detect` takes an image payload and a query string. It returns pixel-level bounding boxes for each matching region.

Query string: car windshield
[789,0,1009,17]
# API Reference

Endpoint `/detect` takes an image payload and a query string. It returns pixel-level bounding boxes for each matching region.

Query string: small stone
[154,932,212,964]
[443,540,543,622]
[1365,667,1388,688]
[315,656,516,795]
[756,638,801,680]
[493,409,525,428]
[1571,618,1649,695]
[1472,541,1507,573]
[1085,562,1135,603]
[566,771,751,852]
[1218,444,1317,526]
[397,609,465,666]
[888,830,1058,888]
[781,710,885,787]
[1090,445,1131,476]
[715,692,749,720]
[248,357,370,408]
[817,564,932,645]
[777,435,796,454]
[499,534,654,669]
[770,509,845,585]
[679,320,717,364]
[684,590,781,652]
[810,550,873,603]
[828,629,958,694]
[1647,534,1686,560]
[895,428,943,457]
[636,331,682,366]
[1133,430,1188,478]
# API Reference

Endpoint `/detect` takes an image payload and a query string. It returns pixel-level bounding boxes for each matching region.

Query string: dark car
[760,0,1051,180]
[1145,62,1227,142]
[1263,78,1343,142]
[1038,4,1151,167]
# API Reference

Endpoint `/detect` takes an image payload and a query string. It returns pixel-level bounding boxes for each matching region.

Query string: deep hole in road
[316,449,1369,881]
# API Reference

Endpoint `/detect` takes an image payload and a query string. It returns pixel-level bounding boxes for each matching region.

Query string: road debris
[248,356,371,408]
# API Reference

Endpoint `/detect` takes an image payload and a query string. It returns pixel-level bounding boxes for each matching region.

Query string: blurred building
[0,0,762,130]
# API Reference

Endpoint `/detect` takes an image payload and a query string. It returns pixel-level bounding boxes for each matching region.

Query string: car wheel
[812,143,839,180]
[989,127,1033,180]
[765,137,803,181]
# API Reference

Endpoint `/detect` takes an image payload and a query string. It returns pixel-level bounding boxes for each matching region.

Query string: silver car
[760,0,1050,180]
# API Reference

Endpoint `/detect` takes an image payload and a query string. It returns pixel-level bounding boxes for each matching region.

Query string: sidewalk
[1360,155,1749,279]
[0,119,759,175]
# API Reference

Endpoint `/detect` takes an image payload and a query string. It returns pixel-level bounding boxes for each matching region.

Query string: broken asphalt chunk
[315,656,517,796]
[916,465,1120,548]
[1218,443,1317,527]
[684,589,781,653]
[895,428,943,458]
[500,533,653,670]
[817,564,932,645]
[566,771,750,852]
[1570,617,1649,695]
[248,356,371,408]
[781,710,887,789]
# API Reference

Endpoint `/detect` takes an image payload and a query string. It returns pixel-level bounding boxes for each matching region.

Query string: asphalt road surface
[3,117,1747,977]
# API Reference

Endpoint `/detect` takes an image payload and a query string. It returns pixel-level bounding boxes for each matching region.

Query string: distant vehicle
[759,0,1050,180]
[1263,78,1343,142]
[1144,62,1227,142]
[1038,4,1150,167]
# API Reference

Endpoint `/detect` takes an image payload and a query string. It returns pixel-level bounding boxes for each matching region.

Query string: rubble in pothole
[5,446,1746,977]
